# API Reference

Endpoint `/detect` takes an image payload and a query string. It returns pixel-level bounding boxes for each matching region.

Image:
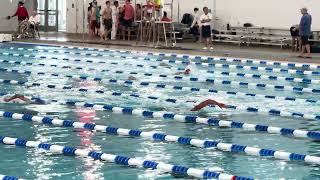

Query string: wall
[0,0,35,32]
[66,0,320,33]
[215,0,320,30]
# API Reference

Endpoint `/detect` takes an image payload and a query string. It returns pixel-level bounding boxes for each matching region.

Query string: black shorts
[202,25,211,38]
[103,19,112,30]
[122,19,132,28]
[301,35,309,45]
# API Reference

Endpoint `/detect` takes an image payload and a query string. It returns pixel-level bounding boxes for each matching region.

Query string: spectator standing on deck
[11,1,29,23]
[122,0,134,40]
[89,1,98,38]
[298,7,312,58]
[101,1,113,40]
[190,8,201,42]
[87,3,93,30]
[111,1,120,40]
[135,4,142,21]
[200,7,213,50]
[96,5,101,36]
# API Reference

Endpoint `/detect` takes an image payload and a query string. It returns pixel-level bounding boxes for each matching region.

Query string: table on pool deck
[135,20,177,48]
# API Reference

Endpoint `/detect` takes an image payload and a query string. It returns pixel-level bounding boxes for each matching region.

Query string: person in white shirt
[200,7,213,50]
[111,1,120,40]
[190,8,201,41]
[28,10,40,27]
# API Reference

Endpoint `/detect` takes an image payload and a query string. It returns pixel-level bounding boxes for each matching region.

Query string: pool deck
[13,32,320,65]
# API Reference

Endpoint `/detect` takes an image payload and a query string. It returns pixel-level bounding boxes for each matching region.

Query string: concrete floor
[15,32,320,65]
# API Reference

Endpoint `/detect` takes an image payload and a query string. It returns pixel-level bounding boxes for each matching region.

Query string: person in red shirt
[161,11,171,22]
[121,0,134,40]
[11,1,29,22]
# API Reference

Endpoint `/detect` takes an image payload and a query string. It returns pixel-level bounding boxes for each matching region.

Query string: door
[38,0,58,32]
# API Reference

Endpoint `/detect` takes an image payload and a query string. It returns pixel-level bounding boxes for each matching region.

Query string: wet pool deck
[13,32,320,65]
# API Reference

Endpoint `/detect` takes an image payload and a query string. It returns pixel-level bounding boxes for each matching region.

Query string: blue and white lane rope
[60,45,320,71]
[0,58,318,94]
[150,53,320,69]
[2,51,320,84]
[1,78,320,121]
[0,62,318,104]
[2,53,319,86]
[1,50,140,61]
[5,56,318,87]
[7,47,136,59]
[0,175,23,180]
[205,71,320,84]
[1,111,320,166]
[145,58,320,76]
[61,45,320,70]
[1,77,319,121]
[0,136,253,180]
[8,95,320,141]
[1,65,317,106]
[0,59,159,73]
[1,51,320,77]
[2,49,320,86]
[1,70,318,122]
[10,45,320,70]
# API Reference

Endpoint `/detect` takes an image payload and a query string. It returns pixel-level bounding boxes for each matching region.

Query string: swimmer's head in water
[184,68,191,74]
[128,76,137,80]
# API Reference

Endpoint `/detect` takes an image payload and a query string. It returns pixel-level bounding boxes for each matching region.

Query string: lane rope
[2,56,319,85]
[1,51,320,77]
[0,135,253,180]
[1,62,318,104]
[8,45,320,70]
[1,111,319,165]
[1,59,319,94]
[1,94,318,141]
[0,174,23,180]
[0,61,318,104]
[1,78,319,121]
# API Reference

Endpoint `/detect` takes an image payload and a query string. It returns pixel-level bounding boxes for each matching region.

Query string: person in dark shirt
[290,25,300,52]
[298,8,312,58]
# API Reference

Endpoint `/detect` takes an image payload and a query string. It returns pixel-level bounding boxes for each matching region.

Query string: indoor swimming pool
[0,42,319,180]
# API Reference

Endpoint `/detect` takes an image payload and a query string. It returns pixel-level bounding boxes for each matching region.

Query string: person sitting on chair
[28,10,40,37]
[161,11,171,22]
[29,10,40,29]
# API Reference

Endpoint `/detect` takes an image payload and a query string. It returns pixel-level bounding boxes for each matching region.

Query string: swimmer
[191,99,228,111]
[127,76,137,81]
[159,62,171,68]
[174,67,191,75]
[0,94,34,104]
[72,79,102,89]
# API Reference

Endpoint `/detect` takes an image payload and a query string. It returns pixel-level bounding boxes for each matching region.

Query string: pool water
[0,42,319,180]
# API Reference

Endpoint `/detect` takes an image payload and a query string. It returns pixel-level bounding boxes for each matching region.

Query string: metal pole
[213,0,216,17]
[56,0,58,31]
[45,0,48,32]
[177,0,179,23]
[83,0,85,46]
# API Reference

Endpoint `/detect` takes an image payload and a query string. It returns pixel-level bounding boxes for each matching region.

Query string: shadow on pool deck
[14,32,320,64]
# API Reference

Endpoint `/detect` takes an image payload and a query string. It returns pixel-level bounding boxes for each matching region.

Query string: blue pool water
[0,42,319,180]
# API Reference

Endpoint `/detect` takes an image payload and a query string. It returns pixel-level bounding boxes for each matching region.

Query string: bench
[0,34,12,42]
